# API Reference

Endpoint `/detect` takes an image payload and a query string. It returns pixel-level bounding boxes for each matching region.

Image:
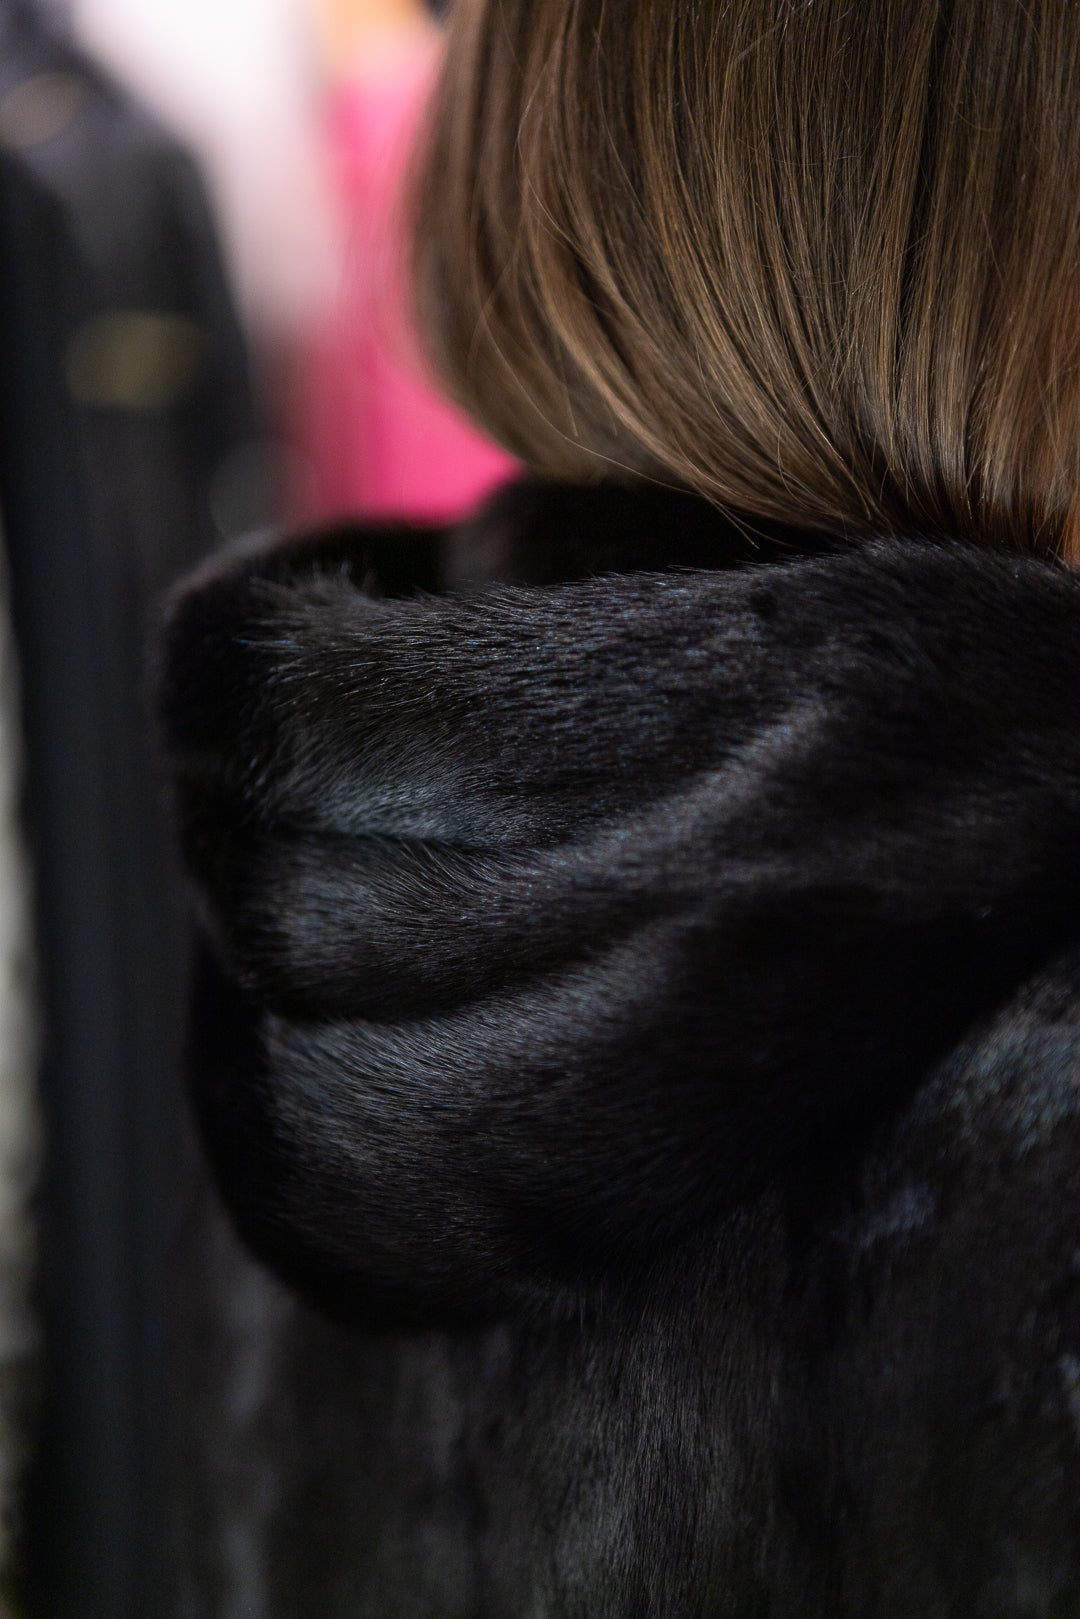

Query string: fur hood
[158,480,1080,1615]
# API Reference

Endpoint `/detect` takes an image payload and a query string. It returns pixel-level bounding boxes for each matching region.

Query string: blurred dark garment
[0,3,258,1613]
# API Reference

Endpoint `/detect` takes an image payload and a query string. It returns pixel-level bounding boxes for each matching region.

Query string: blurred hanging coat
[0,4,257,1612]
[290,25,514,527]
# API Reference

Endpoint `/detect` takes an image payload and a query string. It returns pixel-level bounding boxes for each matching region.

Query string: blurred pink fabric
[292,35,516,525]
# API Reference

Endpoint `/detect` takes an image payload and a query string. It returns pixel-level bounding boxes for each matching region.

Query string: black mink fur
[157,479,1080,1616]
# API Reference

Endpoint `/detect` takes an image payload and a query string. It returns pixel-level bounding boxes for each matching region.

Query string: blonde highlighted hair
[415,0,1080,557]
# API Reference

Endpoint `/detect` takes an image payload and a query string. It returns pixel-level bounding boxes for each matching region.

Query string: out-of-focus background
[68,0,512,526]
[0,2,514,1613]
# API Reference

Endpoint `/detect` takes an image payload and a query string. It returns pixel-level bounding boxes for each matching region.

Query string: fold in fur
[157,480,1080,1612]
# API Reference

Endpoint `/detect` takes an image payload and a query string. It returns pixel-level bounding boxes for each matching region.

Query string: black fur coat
[157,480,1080,1617]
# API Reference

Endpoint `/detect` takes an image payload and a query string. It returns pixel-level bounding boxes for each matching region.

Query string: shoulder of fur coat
[157,477,1080,1617]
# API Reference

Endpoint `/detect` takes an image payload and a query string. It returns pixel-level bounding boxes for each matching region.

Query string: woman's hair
[414,0,1080,557]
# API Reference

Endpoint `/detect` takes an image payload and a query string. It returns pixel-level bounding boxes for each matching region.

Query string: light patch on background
[0,70,88,148]
[70,0,339,341]
[65,311,207,411]
[0,540,40,1586]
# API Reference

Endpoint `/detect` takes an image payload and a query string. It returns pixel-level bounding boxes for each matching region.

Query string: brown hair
[414,0,1080,557]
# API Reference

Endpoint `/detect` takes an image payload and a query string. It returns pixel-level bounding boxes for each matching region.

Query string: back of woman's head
[415,0,1080,558]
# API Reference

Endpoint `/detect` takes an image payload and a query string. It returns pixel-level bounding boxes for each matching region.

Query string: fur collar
[158,479,1080,1613]
[158,478,1080,1322]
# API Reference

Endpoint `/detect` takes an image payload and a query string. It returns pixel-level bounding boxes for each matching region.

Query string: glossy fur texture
[158,480,1080,1615]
